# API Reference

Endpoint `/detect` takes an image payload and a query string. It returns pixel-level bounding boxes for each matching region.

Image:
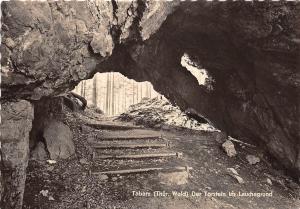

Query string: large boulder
[43,120,75,160]
[30,142,48,161]
[0,100,34,209]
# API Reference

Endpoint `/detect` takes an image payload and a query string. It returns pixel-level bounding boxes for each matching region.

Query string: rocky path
[23,111,300,209]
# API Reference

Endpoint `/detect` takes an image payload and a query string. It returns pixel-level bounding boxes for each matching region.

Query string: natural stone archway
[1,1,300,208]
[97,1,300,178]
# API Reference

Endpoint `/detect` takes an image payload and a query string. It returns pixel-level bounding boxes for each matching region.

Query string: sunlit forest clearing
[73,72,160,115]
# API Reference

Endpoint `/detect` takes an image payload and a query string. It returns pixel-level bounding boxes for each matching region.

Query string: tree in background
[73,72,159,116]
[112,73,115,115]
[106,73,110,114]
[92,75,97,107]
[132,80,134,106]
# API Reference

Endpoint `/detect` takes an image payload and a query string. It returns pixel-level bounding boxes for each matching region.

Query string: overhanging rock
[1,0,299,182]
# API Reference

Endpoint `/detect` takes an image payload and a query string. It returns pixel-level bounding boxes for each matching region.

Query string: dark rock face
[102,2,300,178]
[1,4,299,206]
[29,97,65,150]
[0,100,34,209]
[30,97,75,160]
[43,119,74,160]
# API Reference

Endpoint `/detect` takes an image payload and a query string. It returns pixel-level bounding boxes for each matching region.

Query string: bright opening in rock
[181,53,214,90]
[73,72,160,116]
[72,72,215,131]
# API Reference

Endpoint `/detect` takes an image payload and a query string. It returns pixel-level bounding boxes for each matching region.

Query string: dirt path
[23,111,300,209]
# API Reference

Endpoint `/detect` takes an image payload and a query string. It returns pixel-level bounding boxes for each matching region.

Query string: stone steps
[92,165,192,176]
[91,142,169,149]
[93,152,183,160]
[94,147,173,155]
[94,135,162,141]
[86,123,143,130]
[90,127,191,177]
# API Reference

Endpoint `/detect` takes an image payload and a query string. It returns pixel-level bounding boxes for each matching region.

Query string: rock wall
[0,100,34,209]
[1,5,299,208]
[99,1,300,178]
[1,1,177,100]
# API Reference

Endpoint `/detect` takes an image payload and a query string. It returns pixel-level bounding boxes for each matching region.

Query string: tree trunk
[132,80,134,105]
[124,81,126,111]
[112,73,115,115]
[137,83,139,102]
[106,73,110,114]
[92,75,97,107]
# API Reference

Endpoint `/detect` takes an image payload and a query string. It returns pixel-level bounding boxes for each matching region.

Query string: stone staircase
[88,124,191,176]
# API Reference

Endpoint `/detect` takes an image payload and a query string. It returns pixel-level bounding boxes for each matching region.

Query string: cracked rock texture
[0,100,34,209]
[1,2,300,207]
[1,1,177,100]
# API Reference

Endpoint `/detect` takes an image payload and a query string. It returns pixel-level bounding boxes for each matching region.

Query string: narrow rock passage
[23,109,300,209]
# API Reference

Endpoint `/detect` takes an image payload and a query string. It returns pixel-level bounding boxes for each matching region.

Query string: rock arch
[1,1,299,208]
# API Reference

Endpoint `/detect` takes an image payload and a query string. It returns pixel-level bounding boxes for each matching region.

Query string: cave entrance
[73,72,161,116]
